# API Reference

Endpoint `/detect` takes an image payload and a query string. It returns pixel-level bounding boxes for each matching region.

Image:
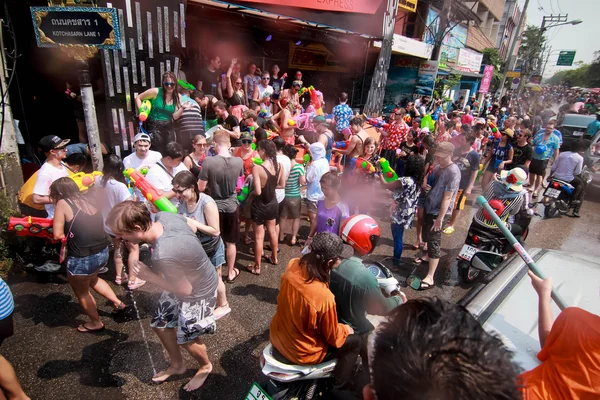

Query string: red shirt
[382,121,409,150]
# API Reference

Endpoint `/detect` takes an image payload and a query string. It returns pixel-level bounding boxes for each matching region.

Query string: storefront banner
[456,48,483,74]
[424,7,467,64]
[288,41,349,72]
[479,65,494,93]
[415,60,438,97]
[384,56,421,107]
[373,33,433,59]
[234,0,383,14]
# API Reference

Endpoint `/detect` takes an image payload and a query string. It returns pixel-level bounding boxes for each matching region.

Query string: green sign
[556,50,576,66]
[245,382,273,400]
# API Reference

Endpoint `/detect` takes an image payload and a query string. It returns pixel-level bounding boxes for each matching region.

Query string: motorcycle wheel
[458,259,482,283]
[544,202,559,218]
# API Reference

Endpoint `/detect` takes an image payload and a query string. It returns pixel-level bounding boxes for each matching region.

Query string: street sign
[398,0,418,12]
[511,78,520,90]
[30,7,120,49]
[556,50,576,66]
[506,71,521,78]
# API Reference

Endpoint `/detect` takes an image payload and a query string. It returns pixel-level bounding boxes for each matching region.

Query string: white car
[460,248,600,371]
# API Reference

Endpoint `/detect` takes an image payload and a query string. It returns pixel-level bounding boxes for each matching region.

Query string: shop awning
[438,67,483,78]
[189,0,385,39]
[373,34,433,59]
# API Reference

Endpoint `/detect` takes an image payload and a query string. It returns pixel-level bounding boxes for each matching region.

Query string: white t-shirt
[32,162,69,218]
[145,161,187,204]
[275,154,291,203]
[123,150,163,171]
[98,177,132,235]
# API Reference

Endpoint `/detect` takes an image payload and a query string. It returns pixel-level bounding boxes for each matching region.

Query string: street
[3,173,600,400]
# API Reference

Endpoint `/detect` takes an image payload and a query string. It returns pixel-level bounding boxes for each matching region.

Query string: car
[459,248,600,372]
[557,113,596,151]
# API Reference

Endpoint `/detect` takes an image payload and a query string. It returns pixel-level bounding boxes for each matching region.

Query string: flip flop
[411,244,420,250]
[262,255,279,265]
[443,226,455,235]
[112,301,128,313]
[78,323,105,333]
[226,268,240,283]
[413,256,429,265]
[419,281,435,290]
[246,265,261,276]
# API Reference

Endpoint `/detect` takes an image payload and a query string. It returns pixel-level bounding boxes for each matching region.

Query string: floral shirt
[382,121,409,150]
[332,103,353,133]
[391,176,420,228]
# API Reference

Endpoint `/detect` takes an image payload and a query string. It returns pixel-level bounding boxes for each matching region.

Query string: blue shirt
[535,128,562,144]
[332,103,353,133]
[586,120,600,136]
[0,278,14,320]
[532,131,561,160]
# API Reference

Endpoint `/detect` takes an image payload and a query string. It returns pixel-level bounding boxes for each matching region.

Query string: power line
[549,0,555,13]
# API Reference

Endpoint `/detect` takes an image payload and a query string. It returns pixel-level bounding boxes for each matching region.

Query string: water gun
[70,171,102,192]
[177,80,195,91]
[266,130,279,140]
[489,121,498,133]
[288,119,296,127]
[252,157,264,165]
[353,157,376,173]
[258,109,269,119]
[123,168,177,213]
[334,140,350,150]
[308,87,323,116]
[380,158,398,182]
[367,118,389,130]
[139,99,152,122]
[298,86,310,97]
[303,153,311,165]
[7,216,57,242]
[237,175,253,204]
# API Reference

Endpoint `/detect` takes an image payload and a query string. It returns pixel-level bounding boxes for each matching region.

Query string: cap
[420,126,430,134]
[436,142,455,157]
[240,131,253,142]
[486,115,497,122]
[39,135,70,152]
[503,128,515,138]
[134,132,151,143]
[501,107,507,112]
[310,232,354,260]
[313,115,328,126]
[292,80,302,88]
[500,168,527,192]
[476,117,486,125]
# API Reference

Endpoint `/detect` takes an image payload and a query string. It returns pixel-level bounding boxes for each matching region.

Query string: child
[279,145,306,246]
[314,172,349,236]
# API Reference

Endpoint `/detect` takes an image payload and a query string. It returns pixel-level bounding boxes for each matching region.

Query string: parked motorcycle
[542,167,592,218]
[259,260,400,400]
[457,207,535,283]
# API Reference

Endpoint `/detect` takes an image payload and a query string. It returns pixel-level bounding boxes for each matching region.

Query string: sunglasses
[194,142,208,147]
[235,82,242,85]
[262,77,270,80]
[241,140,252,144]
[172,188,189,194]
[163,82,175,87]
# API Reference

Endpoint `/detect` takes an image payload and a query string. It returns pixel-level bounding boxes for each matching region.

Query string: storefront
[438,48,484,102]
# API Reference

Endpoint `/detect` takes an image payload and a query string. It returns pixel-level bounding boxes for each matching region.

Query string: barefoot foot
[183,364,213,391]
[152,364,187,383]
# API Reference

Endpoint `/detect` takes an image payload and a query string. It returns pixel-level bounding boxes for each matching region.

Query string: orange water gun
[70,171,103,192]
[7,216,57,241]
[353,157,376,173]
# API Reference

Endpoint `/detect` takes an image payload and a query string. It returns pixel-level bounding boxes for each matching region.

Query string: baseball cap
[310,232,354,260]
[134,132,151,143]
[292,80,302,88]
[436,142,455,157]
[475,117,486,125]
[39,135,70,152]
[240,131,253,142]
[313,115,328,126]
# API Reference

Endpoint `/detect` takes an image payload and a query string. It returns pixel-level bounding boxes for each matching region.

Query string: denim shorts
[209,238,226,268]
[66,247,109,276]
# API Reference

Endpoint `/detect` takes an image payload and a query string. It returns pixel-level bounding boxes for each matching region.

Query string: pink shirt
[461,114,474,125]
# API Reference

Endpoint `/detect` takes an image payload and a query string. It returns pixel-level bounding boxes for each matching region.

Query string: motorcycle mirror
[469,251,504,272]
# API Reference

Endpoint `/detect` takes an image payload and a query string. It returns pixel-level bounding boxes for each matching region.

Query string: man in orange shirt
[519,271,600,399]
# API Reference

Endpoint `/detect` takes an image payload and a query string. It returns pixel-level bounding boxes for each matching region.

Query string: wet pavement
[3,173,600,399]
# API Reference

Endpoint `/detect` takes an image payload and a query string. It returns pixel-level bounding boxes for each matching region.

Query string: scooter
[542,167,592,218]
[258,260,400,400]
[457,205,536,284]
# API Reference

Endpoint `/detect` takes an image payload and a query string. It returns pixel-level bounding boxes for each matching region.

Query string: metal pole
[498,0,530,96]
[476,196,569,310]
[77,60,103,171]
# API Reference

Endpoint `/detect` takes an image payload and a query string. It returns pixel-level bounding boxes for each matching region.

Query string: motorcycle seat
[262,344,336,373]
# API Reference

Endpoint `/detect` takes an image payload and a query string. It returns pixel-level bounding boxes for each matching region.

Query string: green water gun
[380,158,398,182]
[252,157,264,165]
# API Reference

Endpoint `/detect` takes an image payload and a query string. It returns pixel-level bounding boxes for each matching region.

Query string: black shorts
[251,199,278,226]
[219,208,240,244]
[0,314,14,347]
[530,158,549,175]
[422,213,449,259]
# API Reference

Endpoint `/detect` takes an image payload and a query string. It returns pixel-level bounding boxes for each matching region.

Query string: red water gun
[308,87,324,116]
[367,118,389,130]
[352,157,376,173]
[123,168,177,213]
[333,140,350,150]
[7,216,57,241]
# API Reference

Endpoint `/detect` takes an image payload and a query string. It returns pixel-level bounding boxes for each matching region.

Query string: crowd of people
[2,65,599,399]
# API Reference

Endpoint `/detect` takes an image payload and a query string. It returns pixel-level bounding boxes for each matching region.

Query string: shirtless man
[271,100,296,145]
[333,116,368,160]
[278,81,301,116]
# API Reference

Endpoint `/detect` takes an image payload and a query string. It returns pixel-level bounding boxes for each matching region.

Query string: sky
[520,0,599,77]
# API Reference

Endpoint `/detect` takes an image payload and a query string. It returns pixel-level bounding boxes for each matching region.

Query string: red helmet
[340,215,380,256]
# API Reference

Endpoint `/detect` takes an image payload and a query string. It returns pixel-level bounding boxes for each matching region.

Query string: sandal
[78,323,105,333]
[413,256,429,265]
[289,237,299,246]
[115,273,129,285]
[243,235,253,245]
[226,268,240,283]
[246,265,261,276]
[443,227,455,235]
[112,301,127,313]
[262,255,279,265]
[128,279,146,290]
[418,281,435,290]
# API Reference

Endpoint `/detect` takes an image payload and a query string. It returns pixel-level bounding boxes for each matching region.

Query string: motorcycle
[258,260,400,400]
[457,207,536,283]
[542,167,592,218]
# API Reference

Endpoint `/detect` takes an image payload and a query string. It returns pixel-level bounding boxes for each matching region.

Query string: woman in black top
[51,177,126,333]
[183,134,208,179]
[395,129,419,176]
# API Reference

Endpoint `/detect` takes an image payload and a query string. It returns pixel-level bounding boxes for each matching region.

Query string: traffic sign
[556,50,576,66]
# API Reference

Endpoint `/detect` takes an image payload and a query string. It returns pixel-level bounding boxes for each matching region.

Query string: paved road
[3,174,600,400]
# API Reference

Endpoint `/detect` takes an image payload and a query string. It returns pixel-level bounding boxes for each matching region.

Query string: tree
[518,25,546,77]
[482,48,504,91]
[546,64,589,86]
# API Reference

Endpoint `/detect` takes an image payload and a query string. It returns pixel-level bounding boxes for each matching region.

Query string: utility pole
[498,0,530,96]
[77,60,103,171]
[0,20,24,209]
